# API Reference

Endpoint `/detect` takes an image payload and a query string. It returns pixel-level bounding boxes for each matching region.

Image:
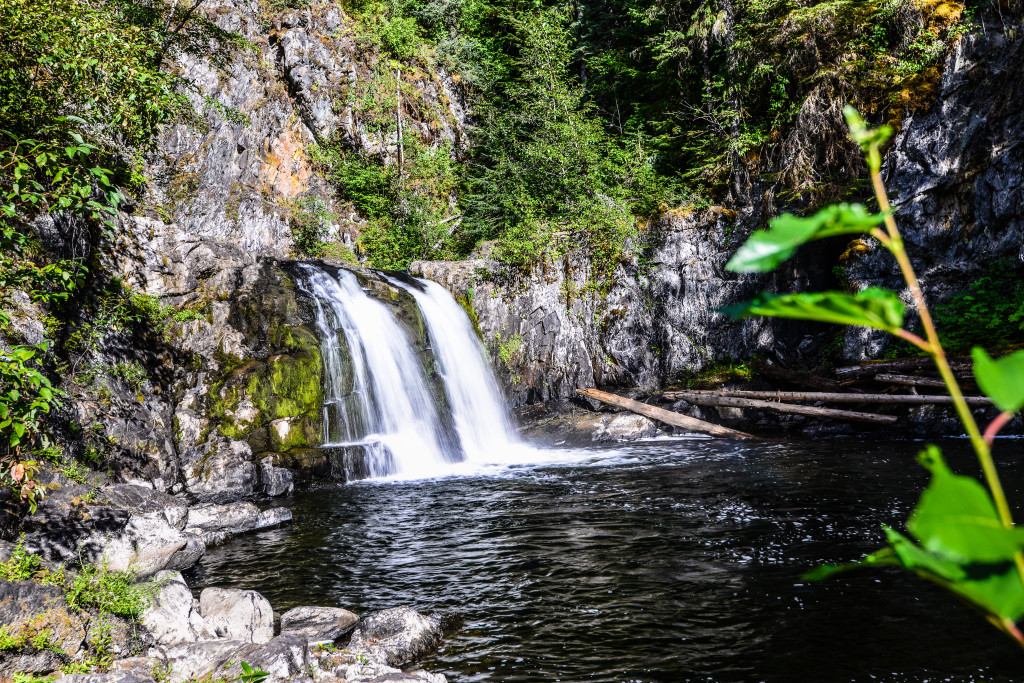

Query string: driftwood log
[874,373,947,388]
[664,391,898,424]
[755,362,860,392]
[663,389,993,406]
[576,388,759,439]
[835,357,972,379]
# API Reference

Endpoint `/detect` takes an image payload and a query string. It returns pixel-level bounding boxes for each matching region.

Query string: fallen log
[663,389,993,406]
[576,388,759,439]
[874,373,946,388]
[755,362,860,392]
[664,391,898,424]
[835,356,971,379]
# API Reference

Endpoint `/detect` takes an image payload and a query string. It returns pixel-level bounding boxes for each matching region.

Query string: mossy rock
[206,324,324,453]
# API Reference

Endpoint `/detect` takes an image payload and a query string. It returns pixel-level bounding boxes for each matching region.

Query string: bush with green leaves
[724,106,1024,646]
[0,0,240,515]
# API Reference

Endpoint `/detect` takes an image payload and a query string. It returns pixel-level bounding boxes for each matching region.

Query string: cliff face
[414,25,1024,404]
[413,208,809,406]
[844,30,1024,359]
[4,0,466,508]
[135,0,466,260]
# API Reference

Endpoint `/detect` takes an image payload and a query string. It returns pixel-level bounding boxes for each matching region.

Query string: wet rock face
[844,31,1024,359]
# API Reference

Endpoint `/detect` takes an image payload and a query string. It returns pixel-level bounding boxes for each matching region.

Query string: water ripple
[186,438,1024,682]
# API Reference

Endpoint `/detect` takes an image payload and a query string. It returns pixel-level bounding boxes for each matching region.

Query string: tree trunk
[576,388,759,439]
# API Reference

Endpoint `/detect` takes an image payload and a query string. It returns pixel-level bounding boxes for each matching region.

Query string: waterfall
[296,264,457,479]
[296,263,528,480]
[384,275,523,462]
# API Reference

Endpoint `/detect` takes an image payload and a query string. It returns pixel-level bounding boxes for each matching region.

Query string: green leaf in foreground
[972,347,1024,414]
[807,446,1024,633]
[907,445,1024,564]
[720,287,905,332]
[725,203,887,273]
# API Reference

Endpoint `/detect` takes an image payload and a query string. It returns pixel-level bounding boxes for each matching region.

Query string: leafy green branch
[724,105,1024,646]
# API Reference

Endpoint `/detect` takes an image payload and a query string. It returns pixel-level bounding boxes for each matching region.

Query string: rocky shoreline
[0,478,454,683]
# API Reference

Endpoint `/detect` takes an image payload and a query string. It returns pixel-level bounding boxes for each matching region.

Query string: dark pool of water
[185,438,1024,682]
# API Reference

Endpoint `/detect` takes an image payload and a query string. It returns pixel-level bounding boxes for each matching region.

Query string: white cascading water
[385,275,525,462]
[296,264,456,479]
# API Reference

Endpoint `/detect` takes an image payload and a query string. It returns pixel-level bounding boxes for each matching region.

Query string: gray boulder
[184,438,258,503]
[141,571,205,647]
[199,587,274,643]
[279,605,358,643]
[163,533,206,572]
[162,639,245,683]
[22,486,189,578]
[215,633,309,683]
[346,606,444,667]
[260,457,295,497]
[185,502,291,546]
[54,674,157,683]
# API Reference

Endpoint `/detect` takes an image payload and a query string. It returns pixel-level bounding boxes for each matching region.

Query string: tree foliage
[0,0,240,507]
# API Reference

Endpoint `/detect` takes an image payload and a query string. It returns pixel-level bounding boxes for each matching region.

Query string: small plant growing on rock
[238,661,270,683]
[724,106,1024,646]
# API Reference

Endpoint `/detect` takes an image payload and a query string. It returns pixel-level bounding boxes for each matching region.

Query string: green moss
[205,325,323,452]
[456,288,483,340]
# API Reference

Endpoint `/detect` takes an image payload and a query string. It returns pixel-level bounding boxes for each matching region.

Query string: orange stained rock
[260,126,313,199]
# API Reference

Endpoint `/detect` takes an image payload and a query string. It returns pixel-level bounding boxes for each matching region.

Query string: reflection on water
[185,438,1024,682]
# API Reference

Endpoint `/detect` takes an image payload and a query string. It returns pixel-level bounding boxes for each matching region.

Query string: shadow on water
[185,438,1024,682]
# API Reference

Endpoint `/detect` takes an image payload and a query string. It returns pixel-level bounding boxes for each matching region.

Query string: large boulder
[184,502,291,546]
[279,605,358,643]
[140,571,205,647]
[312,647,447,683]
[198,587,274,643]
[22,485,189,578]
[215,633,309,683]
[345,607,444,667]
[55,674,157,683]
[161,639,245,683]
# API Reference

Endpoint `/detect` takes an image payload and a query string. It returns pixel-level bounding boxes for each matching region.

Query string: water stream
[383,275,525,463]
[188,438,1024,681]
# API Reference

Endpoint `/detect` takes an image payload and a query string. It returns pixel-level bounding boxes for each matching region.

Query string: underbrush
[0,537,149,619]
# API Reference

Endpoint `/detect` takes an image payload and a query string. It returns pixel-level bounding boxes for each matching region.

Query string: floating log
[576,388,759,440]
[835,357,971,379]
[663,389,993,406]
[874,373,946,388]
[664,391,898,424]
